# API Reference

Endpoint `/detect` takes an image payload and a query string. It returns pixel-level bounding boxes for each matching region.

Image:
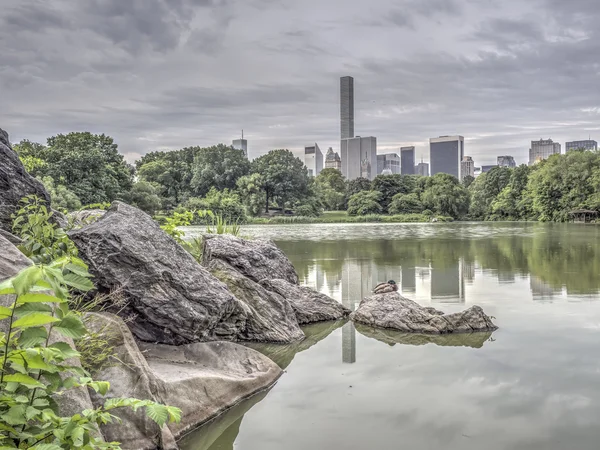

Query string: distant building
[460,156,475,180]
[341,136,377,180]
[304,143,323,177]
[376,153,400,175]
[325,147,342,171]
[340,76,354,140]
[400,146,415,175]
[529,139,561,165]
[481,165,498,173]
[430,135,464,179]
[232,138,248,158]
[416,161,429,177]
[497,155,516,168]
[566,140,597,152]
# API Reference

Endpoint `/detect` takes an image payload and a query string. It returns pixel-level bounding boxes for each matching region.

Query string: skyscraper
[529,139,560,165]
[304,143,323,177]
[497,155,516,167]
[460,156,475,180]
[430,136,464,179]
[416,160,429,177]
[341,136,377,180]
[340,76,354,140]
[376,153,400,175]
[400,146,415,175]
[232,132,248,158]
[325,147,342,171]
[565,140,598,152]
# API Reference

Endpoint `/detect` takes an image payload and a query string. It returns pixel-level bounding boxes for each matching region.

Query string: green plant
[160,211,194,244]
[181,237,204,264]
[80,203,111,211]
[12,196,78,264]
[0,258,180,449]
[206,214,240,236]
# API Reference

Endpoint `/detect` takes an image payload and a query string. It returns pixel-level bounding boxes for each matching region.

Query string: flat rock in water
[350,292,497,334]
[260,278,350,324]
[69,202,249,345]
[208,259,305,343]
[202,234,299,284]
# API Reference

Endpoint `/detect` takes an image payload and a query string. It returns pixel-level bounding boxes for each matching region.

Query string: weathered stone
[67,209,106,228]
[208,260,304,343]
[0,229,22,246]
[0,234,31,282]
[350,292,497,334]
[0,128,52,233]
[260,278,350,324]
[87,313,282,450]
[202,234,299,284]
[69,202,248,345]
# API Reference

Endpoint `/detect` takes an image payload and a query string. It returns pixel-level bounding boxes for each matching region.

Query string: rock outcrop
[67,209,106,228]
[202,234,299,284]
[0,128,52,233]
[208,260,304,342]
[87,313,282,450]
[350,292,497,334]
[260,278,350,324]
[69,202,249,345]
[0,229,22,245]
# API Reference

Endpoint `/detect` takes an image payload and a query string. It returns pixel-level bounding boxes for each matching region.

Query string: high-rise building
[430,135,464,179]
[416,161,429,177]
[340,76,354,140]
[460,156,475,180]
[497,155,516,168]
[400,146,415,175]
[340,136,377,180]
[565,140,598,152]
[376,153,400,175]
[529,139,561,165]
[304,143,323,177]
[325,147,342,171]
[232,138,248,158]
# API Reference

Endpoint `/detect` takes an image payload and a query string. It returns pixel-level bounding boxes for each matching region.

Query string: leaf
[70,425,85,447]
[11,266,44,295]
[0,404,27,425]
[3,373,45,389]
[65,262,92,278]
[48,341,80,359]
[62,272,94,292]
[16,293,63,304]
[53,313,87,339]
[167,406,182,423]
[15,302,53,317]
[26,406,41,420]
[31,445,63,450]
[88,381,110,396]
[0,305,13,320]
[18,327,48,347]
[12,312,59,329]
[145,404,169,427]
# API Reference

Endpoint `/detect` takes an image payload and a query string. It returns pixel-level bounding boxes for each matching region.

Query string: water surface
[180,222,600,450]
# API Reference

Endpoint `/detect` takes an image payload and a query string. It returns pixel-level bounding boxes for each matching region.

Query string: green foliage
[11,196,78,264]
[205,215,241,237]
[0,260,180,449]
[14,141,48,177]
[40,177,82,213]
[388,193,423,215]
[160,211,194,244]
[421,173,470,219]
[346,177,371,199]
[123,181,162,216]
[190,145,251,197]
[371,175,410,210]
[184,188,247,224]
[79,203,111,211]
[347,191,383,216]
[462,175,475,188]
[236,174,267,217]
[314,169,347,211]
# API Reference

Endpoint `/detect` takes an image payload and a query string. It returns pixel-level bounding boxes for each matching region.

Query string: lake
[180,222,600,450]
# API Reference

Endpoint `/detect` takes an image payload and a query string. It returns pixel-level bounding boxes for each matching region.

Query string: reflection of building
[460,156,475,180]
[565,140,597,152]
[530,276,556,300]
[401,266,416,294]
[325,147,342,171]
[400,146,415,175]
[430,263,465,303]
[497,155,516,167]
[430,135,464,179]
[342,322,356,363]
[377,153,401,175]
[341,136,378,180]
[529,139,560,165]
[498,272,515,284]
[462,259,475,284]
[304,143,323,177]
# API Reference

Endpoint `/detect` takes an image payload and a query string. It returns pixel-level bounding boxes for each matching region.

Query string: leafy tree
[371,175,408,210]
[236,174,267,217]
[13,140,47,177]
[126,181,163,216]
[421,173,469,218]
[489,165,532,220]
[347,191,383,216]
[251,150,310,212]
[462,175,475,189]
[41,177,82,212]
[346,177,371,199]
[184,188,247,223]
[314,169,346,211]
[388,193,423,215]
[190,145,250,197]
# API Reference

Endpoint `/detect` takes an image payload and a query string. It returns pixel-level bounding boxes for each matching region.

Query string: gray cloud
[1,0,599,165]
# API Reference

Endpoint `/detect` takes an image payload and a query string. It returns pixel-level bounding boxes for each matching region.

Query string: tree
[388,193,423,215]
[126,181,163,216]
[251,150,310,212]
[315,169,346,210]
[237,173,267,217]
[190,145,250,197]
[347,191,383,216]
[371,175,409,210]
[462,175,475,189]
[422,173,469,218]
[489,165,532,220]
[347,177,371,198]
[13,140,47,176]
[184,188,247,223]
[41,132,134,204]
[41,176,82,212]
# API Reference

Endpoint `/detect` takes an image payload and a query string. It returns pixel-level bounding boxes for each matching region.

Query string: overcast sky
[1,0,599,165]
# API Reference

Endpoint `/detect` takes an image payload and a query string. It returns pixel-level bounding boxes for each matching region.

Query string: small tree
[388,193,423,215]
[347,191,383,216]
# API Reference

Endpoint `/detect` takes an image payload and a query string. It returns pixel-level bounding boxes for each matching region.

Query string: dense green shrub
[347,191,383,216]
[184,188,246,223]
[388,193,423,215]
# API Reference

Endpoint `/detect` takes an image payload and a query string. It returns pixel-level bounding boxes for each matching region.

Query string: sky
[1,0,599,166]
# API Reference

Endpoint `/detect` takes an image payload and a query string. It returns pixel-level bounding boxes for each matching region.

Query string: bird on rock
[373,280,398,294]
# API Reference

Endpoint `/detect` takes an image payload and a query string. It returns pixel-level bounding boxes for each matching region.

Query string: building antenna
[242,129,244,140]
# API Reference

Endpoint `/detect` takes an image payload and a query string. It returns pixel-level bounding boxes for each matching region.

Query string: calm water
[180,222,600,450]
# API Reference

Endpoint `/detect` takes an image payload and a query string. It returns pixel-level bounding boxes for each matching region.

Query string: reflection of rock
[354,323,492,348]
[350,292,497,334]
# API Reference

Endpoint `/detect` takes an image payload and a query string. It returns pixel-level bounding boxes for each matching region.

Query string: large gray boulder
[87,313,282,450]
[208,260,305,343]
[260,278,350,324]
[0,128,52,233]
[67,209,106,228]
[202,234,299,284]
[69,202,249,345]
[350,292,497,334]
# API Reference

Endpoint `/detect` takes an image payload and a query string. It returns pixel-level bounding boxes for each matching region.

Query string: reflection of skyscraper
[530,276,556,300]
[498,272,515,284]
[461,259,475,284]
[401,266,416,294]
[342,322,356,364]
[430,262,465,303]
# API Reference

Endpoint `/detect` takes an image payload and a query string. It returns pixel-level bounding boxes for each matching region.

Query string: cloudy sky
[1,0,599,165]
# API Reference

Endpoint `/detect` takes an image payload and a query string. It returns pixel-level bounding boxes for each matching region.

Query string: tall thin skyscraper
[340,76,354,140]
[400,146,415,175]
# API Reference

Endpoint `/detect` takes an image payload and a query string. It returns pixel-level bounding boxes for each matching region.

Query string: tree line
[13,131,600,222]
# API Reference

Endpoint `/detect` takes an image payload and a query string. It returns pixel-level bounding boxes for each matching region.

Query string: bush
[347,191,383,216]
[125,181,162,216]
[294,203,322,217]
[184,188,246,224]
[41,176,82,212]
[388,193,423,215]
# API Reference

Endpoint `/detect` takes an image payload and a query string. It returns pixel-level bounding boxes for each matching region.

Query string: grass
[246,211,454,224]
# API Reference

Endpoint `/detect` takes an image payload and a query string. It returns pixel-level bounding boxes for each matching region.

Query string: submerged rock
[260,278,350,324]
[86,313,282,450]
[350,292,497,334]
[70,202,248,345]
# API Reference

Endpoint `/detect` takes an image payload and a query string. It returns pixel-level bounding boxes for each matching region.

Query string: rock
[202,234,299,284]
[350,292,497,334]
[69,202,249,345]
[87,313,282,450]
[0,234,31,282]
[259,278,350,324]
[67,209,106,228]
[0,229,22,246]
[208,260,304,343]
[0,128,52,233]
